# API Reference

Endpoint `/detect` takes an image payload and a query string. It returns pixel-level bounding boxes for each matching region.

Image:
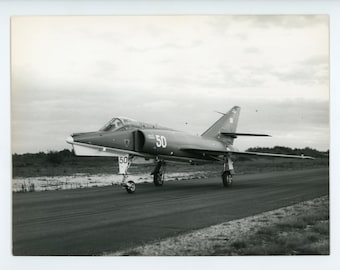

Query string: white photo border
[1,1,339,270]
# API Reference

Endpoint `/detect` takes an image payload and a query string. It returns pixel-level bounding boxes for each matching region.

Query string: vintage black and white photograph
[11,15,329,256]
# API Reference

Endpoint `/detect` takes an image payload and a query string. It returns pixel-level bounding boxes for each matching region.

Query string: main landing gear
[151,161,166,187]
[222,171,233,187]
[222,155,234,188]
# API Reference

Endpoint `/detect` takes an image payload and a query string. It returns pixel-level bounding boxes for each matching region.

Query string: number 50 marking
[119,156,128,163]
[155,135,167,148]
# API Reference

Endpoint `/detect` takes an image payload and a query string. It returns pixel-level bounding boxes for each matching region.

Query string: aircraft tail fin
[201,106,241,143]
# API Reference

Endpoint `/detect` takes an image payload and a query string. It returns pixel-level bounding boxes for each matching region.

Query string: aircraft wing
[180,147,314,160]
[220,132,271,138]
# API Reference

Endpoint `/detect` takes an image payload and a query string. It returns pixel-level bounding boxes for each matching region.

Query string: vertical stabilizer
[201,106,241,144]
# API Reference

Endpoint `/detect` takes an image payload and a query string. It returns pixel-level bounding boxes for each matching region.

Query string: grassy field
[110,196,329,256]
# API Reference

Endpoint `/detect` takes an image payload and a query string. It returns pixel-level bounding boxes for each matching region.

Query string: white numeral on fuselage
[155,135,167,148]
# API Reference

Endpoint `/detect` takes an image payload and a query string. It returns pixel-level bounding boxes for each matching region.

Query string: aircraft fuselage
[69,127,229,163]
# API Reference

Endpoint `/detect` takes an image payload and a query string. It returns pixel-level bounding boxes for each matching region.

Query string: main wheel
[126,180,136,193]
[222,171,233,187]
[153,172,164,186]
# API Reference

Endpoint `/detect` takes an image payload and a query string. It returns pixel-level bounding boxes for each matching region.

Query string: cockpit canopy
[99,117,173,132]
[99,117,139,132]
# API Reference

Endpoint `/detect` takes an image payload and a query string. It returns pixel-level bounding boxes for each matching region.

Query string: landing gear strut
[151,161,166,186]
[222,155,234,187]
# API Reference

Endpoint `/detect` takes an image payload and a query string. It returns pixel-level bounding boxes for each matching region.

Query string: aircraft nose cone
[66,135,74,144]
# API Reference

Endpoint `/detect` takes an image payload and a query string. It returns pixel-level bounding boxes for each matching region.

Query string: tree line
[12,146,328,167]
[246,146,328,158]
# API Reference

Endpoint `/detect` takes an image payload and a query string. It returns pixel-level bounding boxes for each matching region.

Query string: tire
[153,172,164,186]
[222,171,233,187]
[126,180,136,193]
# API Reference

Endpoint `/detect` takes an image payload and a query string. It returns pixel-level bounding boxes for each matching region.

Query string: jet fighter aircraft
[66,106,313,193]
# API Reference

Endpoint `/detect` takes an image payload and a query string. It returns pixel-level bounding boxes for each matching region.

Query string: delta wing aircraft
[66,106,313,193]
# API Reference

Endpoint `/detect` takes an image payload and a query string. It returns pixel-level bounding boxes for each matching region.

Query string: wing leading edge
[180,147,314,160]
[220,132,271,138]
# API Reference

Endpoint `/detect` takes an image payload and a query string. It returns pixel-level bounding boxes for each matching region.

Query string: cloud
[269,56,329,86]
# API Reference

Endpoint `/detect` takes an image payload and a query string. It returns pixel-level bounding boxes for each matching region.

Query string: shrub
[46,151,64,165]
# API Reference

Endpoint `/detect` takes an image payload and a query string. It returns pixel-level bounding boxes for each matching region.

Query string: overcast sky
[11,15,329,154]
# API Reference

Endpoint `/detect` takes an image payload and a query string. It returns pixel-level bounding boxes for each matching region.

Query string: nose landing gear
[118,155,136,194]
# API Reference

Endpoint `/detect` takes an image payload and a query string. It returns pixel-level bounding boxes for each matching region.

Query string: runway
[13,167,329,255]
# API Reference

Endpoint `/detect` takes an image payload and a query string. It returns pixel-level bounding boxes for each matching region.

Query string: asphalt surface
[13,167,329,255]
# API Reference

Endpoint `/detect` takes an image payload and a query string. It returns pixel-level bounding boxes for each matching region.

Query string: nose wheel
[125,180,136,194]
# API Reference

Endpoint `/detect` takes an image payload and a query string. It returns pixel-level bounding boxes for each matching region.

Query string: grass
[214,198,329,255]
[109,196,329,256]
